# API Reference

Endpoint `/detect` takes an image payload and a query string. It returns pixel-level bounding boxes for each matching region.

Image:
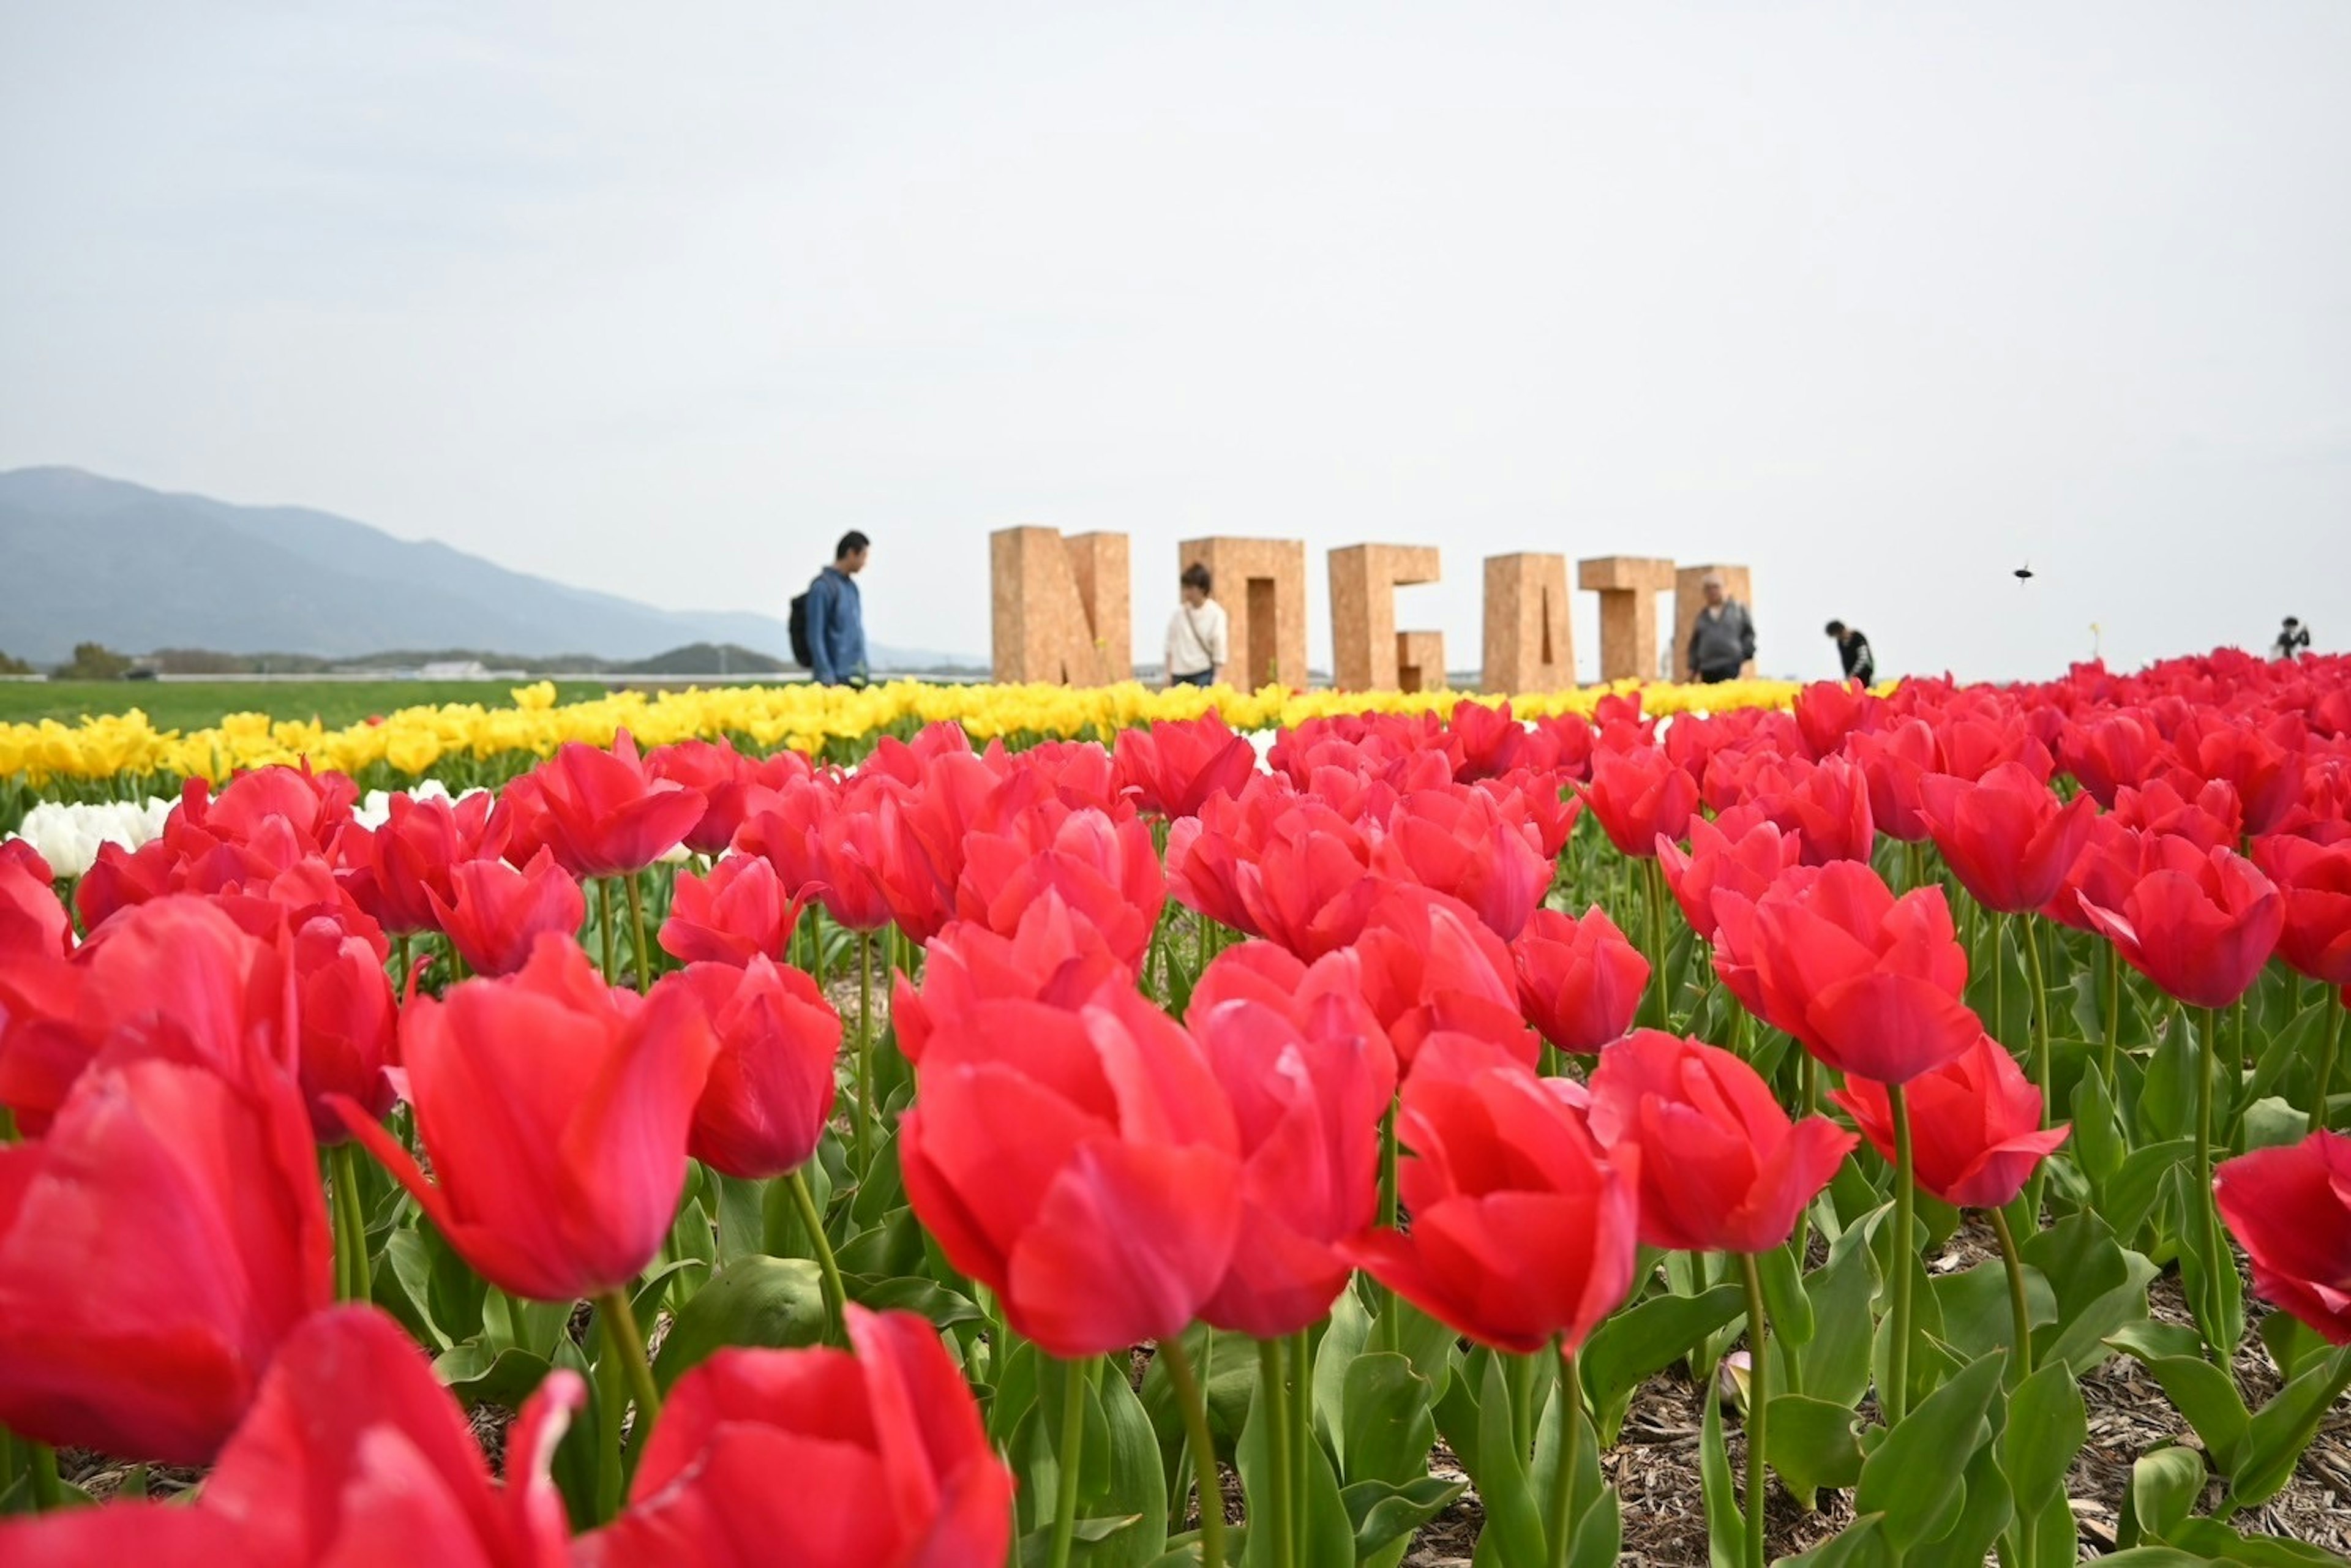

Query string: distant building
[417,660,493,680]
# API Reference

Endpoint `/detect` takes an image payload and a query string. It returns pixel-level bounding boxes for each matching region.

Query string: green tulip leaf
[1698,1375,1743,1568]
[650,1255,827,1394]
[2117,1446,2207,1549]
[1765,1393,1866,1501]
[1340,1351,1438,1487]
[1340,1476,1467,1560]
[1854,1349,2006,1554]
[2229,1344,2351,1512]
[1580,1281,1745,1444]
[2105,1322,2251,1473]
[1758,1239,1815,1349]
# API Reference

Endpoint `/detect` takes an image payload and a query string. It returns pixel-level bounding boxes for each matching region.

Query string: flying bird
[2014,563,2035,581]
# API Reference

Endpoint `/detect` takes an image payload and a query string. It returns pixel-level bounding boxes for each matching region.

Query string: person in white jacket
[1164,563,1228,688]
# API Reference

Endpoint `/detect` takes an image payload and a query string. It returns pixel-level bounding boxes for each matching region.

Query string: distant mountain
[0,468,973,670]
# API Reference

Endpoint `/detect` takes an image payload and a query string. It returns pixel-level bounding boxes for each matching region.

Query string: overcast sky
[4,2,2347,681]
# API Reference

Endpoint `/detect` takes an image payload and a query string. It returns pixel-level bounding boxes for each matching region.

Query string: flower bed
[1,646,2348,1564]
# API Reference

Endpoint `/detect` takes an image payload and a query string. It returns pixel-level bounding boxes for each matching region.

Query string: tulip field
[4,651,2351,1567]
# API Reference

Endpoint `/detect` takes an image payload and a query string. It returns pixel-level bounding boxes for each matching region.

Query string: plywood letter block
[1176,537,1309,689]
[1577,555,1678,683]
[990,527,1131,685]
[1482,553,1575,692]
[1396,631,1447,693]
[1329,544,1442,691]
[1673,564,1757,680]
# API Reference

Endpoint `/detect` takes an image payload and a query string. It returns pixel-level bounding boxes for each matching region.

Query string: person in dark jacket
[1685,572,1756,684]
[806,531,871,686]
[1824,621,1876,684]
[2273,617,2311,660]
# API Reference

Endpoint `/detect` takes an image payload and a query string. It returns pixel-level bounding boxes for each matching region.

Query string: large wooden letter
[1395,631,1447,694]
[1673,564,1757,680]
[1175,537,1308,689]
[1482,553,1575,692]
[990,527,1131,685]
[1577,556,1678,683]
[1329,544,1441,691]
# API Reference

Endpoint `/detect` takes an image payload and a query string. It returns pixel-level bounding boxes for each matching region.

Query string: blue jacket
[805,565,866,685]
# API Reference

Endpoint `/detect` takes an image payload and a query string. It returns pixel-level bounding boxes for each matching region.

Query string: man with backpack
[791,531,871,686]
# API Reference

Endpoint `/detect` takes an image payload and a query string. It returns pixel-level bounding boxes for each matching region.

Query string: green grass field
[0,680,613,732]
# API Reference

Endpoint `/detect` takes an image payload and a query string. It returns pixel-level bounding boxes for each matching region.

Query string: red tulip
[1657,808,1802,941]
[0,1033,331,1461]
[666,957,841,1180]
[1342,1034,1637,1354]
[364,788,503,934]
[1849,719,1942,844]
[1449,699,1541,781]
[899,988,1242,1357]
[502,730,708,879]
[1578,746,1699,858]
[1372,786,1553,941]
[2177,717,2303,836]
[2254,835,2351,986]
[955,803,1163,970]
[2112,774,2242,852]
[649,738,812,857]
[1739,860,1982,1084]
[1188,940,1392,1065]
[1164,790,1268,936]
[1588,1030,1856,1253]
[892,892,1130,1065]
[1917,762,2099,914]
[660,853,806,967]
[2213,1130,2351,1344]
[1114,711,1259,818]
[2060,713,2161,807]
[0,897,302,1133]
[1511,906,1649,1055]
[1477,767,1582,860]
[1191,966,1393,1338]
[428,847,588,978]
[291,913,397,1142]
[806,776,901,931]
[1935,716,2052,784]
[1793,679,1878,760]
[1235,805,1384,960]
[1351,884,1540,1070]
[74,837,176,931]
[2078,839,2284,1009]
[334,934,720,1301]
[0,840,67,956]
[2042,814,2148,933]
[731,776,838,899]
[577,1307,1013,1568]
[1831,1034,2069,1209]
[1754,754,1877,866]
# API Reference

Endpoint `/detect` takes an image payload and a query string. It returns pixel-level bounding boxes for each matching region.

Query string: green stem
[624,871,653,994]
[124,1462,148,1500]
[1256,1340,1296,1568]
[1548,1343,1583,1568]
[2102,942,2121,1086]
[331,1142,369,1302]
[786,1166,849,1345]
[1644,858,1668,1029]
[1989,1206,2034,1381]
[1511,1350,1539,1462]
[1887,1081,1916,1425]
[2312,996,2345,1138]
[855,932,873,1175]
[1738,1254,1770,1568]
[1289,1327,1313,1568]
[1992,907,2007,1047]
[1047,1357,1094,1568]
[396,931,413,996]
[1161,1338,1229,1568]
[2196,1006,2222,1361]
[2020,914,2053,1220]
[591,1310,626,1515]
[598,879,618,988]
[596,1288,663,1456]
[1377,1102,1400,1355]
[28,1440,61,1509]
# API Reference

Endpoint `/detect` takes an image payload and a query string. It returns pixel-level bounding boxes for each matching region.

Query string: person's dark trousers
[1171,669,1213,688]
[1698,668,1739,685]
